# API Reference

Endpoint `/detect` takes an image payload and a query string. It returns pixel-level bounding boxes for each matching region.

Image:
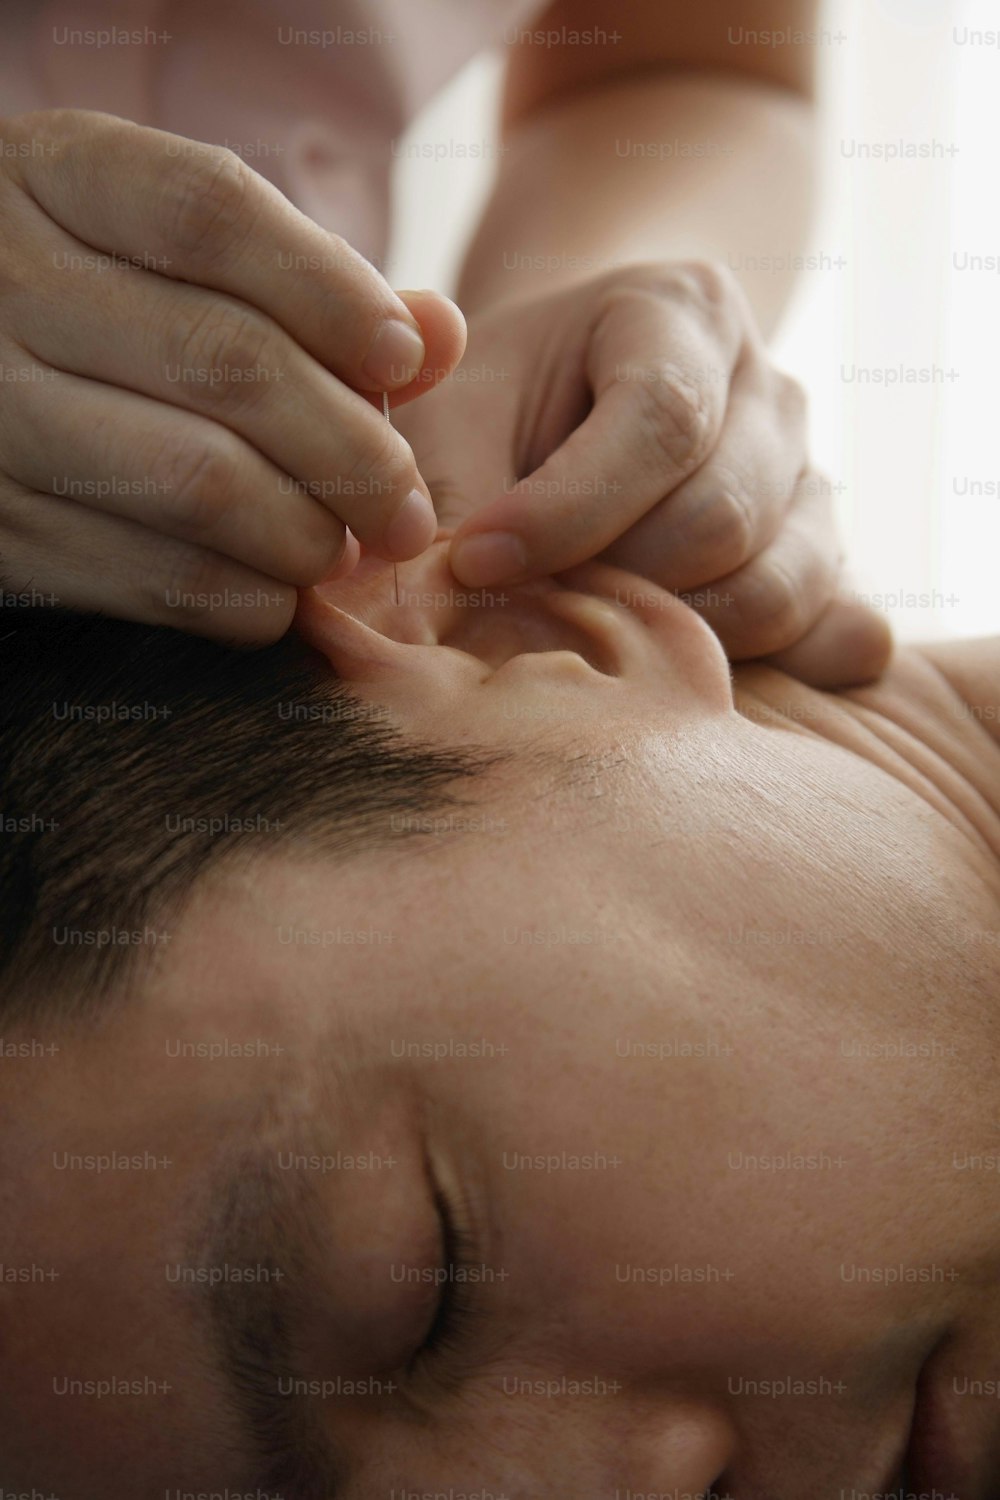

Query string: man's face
[3,542,999,1498]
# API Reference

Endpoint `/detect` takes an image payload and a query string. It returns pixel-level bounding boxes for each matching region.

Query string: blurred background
[387,0,999,641]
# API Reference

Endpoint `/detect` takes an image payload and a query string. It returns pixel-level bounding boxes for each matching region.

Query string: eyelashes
[411,1195,483,1372]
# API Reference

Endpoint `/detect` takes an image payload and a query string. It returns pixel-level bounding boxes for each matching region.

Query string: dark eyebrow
[198,1146,342,1499]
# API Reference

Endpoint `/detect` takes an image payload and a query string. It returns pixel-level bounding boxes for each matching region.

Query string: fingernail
[451,532,527,587]
[362,318,425,389]
[385,489,436,558]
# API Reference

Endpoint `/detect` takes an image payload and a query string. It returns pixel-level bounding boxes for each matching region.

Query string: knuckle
[671,258,734,310]
[634,361,715,471]
[281,519,346,586]
[144,537,235,622]
[4,109,128,186]
[318,229,361,278]
[16,107,91,140]
[160,436,244,539]
[2,110,62,165]
[739,557,809,651]
[690,477,756,574]
[623,257,734,312]
[161,144,255,268]
[340,420,413,508]
[171,303,277,414]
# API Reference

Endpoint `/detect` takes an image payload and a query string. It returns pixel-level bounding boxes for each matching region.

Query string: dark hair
[0,608,499,1024]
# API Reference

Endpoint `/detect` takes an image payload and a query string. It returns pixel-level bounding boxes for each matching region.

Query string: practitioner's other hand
[395,262,890,688]
[0,110,465,643]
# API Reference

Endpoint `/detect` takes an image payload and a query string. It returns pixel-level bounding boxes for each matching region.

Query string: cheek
[493,1152,921,1393]
[488,1162,766,1378]
[452,914,990,1376]
[482,1033,958,1381]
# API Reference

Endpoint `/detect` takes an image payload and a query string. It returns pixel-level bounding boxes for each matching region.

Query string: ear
[293,587,408,682]
[292,537,464,681]
[292,560,488,744]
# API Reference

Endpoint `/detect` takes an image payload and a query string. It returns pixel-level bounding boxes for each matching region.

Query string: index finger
[10,109,461,394]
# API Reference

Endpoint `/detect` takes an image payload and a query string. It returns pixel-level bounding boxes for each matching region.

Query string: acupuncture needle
[382,391,400,606]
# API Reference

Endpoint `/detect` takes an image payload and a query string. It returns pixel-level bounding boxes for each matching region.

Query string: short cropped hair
[0,608,499,1024]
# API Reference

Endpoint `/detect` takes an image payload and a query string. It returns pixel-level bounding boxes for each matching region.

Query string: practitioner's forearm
[456,69,818,338]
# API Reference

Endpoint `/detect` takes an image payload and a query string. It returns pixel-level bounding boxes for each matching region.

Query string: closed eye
[411,1188,482,1370]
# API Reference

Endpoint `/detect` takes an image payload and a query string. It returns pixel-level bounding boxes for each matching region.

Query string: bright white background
[386,0,1000,642]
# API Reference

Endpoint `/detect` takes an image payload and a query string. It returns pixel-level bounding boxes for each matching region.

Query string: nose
[415,1391,737,1498]
[622,1398,736,1496]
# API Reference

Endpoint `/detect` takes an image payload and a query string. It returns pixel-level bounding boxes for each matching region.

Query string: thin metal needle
[382,391,400,606]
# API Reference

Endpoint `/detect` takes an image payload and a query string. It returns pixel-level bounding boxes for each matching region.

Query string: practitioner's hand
[396,262,890,687]
[0,110,466,643]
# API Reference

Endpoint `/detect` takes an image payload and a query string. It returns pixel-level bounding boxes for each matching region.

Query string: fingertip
[204,595,298,650]
[383,488,438,560]
[360,317,427,391]
[395,288,468,389]
[767,599,894,689]
[449,530,527,588]
[835,603,894,684]
[398,286,467,333]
